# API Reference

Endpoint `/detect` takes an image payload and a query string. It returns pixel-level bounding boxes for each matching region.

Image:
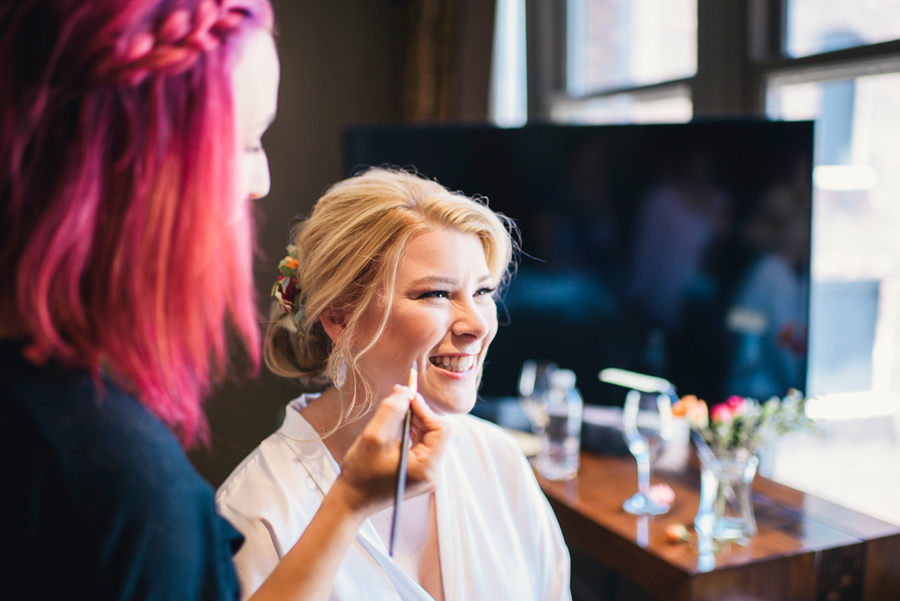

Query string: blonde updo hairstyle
[264,167,516,423]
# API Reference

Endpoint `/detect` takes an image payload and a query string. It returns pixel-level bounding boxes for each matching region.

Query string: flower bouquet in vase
[673,389,810,543]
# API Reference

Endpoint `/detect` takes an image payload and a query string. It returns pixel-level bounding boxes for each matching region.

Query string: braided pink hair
[92,0,254,85]
[0,0,274,446]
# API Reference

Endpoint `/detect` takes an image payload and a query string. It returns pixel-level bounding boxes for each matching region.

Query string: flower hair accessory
[271,245,304,325]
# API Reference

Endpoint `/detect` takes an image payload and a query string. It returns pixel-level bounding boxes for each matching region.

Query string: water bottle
[536,368,583,480]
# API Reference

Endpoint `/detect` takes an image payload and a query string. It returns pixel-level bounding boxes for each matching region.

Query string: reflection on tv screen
[345,121,813,406]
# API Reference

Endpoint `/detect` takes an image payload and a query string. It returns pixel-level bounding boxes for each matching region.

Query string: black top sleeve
[1,340,243,601]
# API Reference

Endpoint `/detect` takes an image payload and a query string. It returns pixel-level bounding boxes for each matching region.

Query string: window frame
[528,0,900,120]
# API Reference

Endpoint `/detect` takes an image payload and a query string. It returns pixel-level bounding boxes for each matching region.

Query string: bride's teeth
[430,356,475,372]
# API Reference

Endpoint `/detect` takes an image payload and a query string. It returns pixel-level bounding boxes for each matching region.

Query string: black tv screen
[345,121,814,406]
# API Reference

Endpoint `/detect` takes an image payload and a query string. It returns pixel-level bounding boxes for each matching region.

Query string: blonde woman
[216,168,572,600]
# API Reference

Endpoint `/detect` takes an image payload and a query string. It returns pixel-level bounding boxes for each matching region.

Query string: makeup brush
[389,360,416,557]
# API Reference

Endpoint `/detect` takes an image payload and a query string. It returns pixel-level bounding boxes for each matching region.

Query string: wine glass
[622,389,675,515]
[518,360,557,433]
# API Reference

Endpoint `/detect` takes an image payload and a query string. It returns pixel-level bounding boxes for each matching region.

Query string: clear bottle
[536,368,583,480]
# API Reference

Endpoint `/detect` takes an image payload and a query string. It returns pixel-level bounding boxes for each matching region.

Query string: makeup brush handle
[389,407,413,556]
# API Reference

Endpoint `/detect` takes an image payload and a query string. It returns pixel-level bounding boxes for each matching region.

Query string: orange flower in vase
[672,394,709,429]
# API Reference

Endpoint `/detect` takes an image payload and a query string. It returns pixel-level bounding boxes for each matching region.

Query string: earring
[331,349,349,389]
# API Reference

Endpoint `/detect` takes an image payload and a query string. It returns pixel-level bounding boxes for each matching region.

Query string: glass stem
[637,454,651,495]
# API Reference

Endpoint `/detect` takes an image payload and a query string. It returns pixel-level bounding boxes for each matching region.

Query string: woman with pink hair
[0,2,445,599]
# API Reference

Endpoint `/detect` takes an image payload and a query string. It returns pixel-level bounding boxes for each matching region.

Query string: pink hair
[0,0,274,445]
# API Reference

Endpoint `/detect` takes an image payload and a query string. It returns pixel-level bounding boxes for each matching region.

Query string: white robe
[216,395,572,601]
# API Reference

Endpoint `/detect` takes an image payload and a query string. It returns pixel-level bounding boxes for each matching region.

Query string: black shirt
[1,340,243,600]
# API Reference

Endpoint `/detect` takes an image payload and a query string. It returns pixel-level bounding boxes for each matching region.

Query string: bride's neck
[301,386,375,464]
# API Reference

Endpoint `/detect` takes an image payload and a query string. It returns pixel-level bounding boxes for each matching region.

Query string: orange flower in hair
[271,246,304,324]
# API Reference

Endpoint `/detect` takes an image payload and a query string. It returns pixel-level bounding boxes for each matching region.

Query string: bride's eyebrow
[408,276,458,288]
[408,273,494,288]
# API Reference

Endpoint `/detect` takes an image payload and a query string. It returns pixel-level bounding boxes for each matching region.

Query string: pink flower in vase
[725,395,748,413]
[710,402,734,424]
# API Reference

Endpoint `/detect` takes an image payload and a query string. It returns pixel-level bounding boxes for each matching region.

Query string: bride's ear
[319,309,346,343]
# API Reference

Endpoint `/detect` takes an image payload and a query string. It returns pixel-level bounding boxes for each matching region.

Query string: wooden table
[536,450,900,601]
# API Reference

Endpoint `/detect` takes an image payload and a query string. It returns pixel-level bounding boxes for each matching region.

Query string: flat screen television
[345,121,814,406]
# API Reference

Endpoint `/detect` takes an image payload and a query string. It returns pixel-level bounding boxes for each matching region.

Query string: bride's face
[357,229,499,415]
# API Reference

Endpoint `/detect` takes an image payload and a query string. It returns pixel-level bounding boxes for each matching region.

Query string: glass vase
[693,434,759,542]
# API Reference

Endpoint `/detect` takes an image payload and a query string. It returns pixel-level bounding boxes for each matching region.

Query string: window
[491,0,528,127]
[767,69,900,398]
[566,0,696,95]
[523,0,900,525]
[549,85,692,124]
[548,0,696,124]
[786,0,900,58]
[536,0,900,401]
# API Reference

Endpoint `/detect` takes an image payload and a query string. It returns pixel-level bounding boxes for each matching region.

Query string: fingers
[405,393,448,494]
[409,393,448,453]
[409,391,438,425]
[335,387,410,515]
[362,384,412,440]
[338,383,447,513]
[334,385,438,514]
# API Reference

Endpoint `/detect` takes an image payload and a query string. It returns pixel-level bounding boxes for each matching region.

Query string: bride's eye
[418,289,450,300]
